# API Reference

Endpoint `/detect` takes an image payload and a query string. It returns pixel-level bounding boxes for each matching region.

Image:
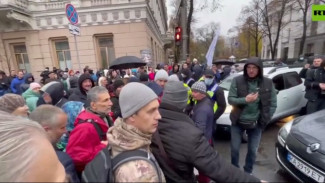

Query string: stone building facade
[0,0,171,80]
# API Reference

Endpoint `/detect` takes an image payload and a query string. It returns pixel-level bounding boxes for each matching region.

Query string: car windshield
[219,74,240,91]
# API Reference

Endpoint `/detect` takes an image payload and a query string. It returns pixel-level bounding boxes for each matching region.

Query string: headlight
[278,120,293,147]
[224,105,232,114]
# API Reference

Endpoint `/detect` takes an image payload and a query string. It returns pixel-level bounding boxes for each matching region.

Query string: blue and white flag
[205,29,220,67]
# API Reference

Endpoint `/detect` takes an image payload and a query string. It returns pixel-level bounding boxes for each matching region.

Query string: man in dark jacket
[68,74,94,108]
[30,105,80,183]
[299,56,321,79]
[0,71,11,96]
[304,56,325,114]
[37,82,69,108]
[190,81,214,142]
[110,79,124,120]
[228,57,277,174]
[151,81,262,183]
[181,68,195,87]
[20,73,35,93]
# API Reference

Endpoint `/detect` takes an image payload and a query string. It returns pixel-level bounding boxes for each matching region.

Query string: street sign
[69,24,80,35]
[65,4,78,25]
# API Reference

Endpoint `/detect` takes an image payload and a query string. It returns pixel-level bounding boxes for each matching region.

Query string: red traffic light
[175,26,182,44]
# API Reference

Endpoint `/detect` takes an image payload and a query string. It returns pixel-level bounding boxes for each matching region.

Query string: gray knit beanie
[191,81,206,94]
[162,81,188,110]
[154,70,169,81]
[119,82,158,118]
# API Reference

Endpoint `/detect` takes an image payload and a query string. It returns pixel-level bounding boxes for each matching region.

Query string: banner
[205,29,220,67]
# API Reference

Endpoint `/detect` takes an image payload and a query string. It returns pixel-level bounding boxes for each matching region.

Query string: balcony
[91,0,112,6]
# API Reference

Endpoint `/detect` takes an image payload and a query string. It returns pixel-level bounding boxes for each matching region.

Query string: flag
[205,29,220,67]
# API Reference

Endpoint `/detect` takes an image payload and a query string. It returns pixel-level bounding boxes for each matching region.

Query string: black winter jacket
[151,102,260,183]
[304,68,325,101]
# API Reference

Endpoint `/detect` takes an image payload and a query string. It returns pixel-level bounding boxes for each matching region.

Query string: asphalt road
[214,119,297,182]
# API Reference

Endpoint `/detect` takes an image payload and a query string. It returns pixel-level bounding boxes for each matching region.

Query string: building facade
[261,1,325,60]
[0,0,171,79]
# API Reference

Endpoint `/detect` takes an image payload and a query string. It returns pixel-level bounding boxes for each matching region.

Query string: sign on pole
[65,3,81,72]
[69,24,80,35]
[65,4,79,25]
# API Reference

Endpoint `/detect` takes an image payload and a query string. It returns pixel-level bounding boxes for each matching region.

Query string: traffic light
[175,26,182,45]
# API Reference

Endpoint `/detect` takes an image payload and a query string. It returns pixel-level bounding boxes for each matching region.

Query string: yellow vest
[183,83,192,104]
[198,77,219,112]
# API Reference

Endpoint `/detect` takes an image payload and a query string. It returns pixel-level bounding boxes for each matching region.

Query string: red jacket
[66,110,109,172]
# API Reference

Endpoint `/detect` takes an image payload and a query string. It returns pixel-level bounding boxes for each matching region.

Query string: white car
[217,66,308,130]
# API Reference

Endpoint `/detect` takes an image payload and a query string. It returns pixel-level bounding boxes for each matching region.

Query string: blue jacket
[10,77,24,94]
[56,150,80,183]
[191,97,214,141]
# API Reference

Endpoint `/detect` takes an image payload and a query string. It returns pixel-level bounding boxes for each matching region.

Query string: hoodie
[228,57,277,127]
[20,73,35,93]
[22,88,40,112]
[37,82,68,108]
[10,76,24,94]
[68,74,94,107]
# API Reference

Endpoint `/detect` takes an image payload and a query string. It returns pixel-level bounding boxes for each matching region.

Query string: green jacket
[22,89,40,112]
[228,58,277,128]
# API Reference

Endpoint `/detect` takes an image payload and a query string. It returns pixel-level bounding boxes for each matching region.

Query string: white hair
[0,111,47,181]
[98,76,107,87]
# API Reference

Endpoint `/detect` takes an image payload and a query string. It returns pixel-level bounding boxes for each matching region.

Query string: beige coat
[107,118,165,182]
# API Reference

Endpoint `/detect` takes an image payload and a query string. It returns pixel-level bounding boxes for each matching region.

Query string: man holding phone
[228,57,277,174]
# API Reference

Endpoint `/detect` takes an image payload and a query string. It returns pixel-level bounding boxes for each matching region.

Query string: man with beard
[69,74,94,107]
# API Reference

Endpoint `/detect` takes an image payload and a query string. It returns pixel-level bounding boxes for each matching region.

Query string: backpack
[81,146,163,183]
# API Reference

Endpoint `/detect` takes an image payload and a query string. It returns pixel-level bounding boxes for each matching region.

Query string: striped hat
[191,81,206,94]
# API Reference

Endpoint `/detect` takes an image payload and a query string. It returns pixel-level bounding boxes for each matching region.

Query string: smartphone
[254,88,260,94]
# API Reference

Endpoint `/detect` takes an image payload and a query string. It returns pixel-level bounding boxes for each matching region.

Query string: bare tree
[262,0,292,60]
[240,0,265,57]
[184,0,221,57]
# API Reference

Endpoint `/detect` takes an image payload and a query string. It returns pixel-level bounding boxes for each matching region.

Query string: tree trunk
[255,24,259,57]
[298,11,307,57]
[187,0,194,57]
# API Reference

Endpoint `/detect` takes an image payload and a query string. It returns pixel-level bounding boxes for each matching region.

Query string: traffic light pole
[181,0,188,62]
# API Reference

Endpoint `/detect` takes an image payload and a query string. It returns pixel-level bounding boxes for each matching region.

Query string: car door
[272,74,287,119]
[283,72,305,114]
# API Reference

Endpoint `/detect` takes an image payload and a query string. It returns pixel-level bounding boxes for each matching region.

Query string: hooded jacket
[66,109,110,172]
[22,88,40,112]
[10,76,24,94]
[20,73,35,93]
[228,58,277,128]
[192,65,203,81]
[107,118,165,182]
[37,82,68,108]
[150,102,260,182]
[0,72,10,96]
[68,74,94,107]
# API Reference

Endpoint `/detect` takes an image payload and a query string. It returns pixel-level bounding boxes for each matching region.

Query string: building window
[55,40,71,69]
[306,43,314,54]
[13,44,30,73]
[97,36,115,69]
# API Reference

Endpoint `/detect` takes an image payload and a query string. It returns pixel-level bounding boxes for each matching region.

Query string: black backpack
[81,146,163,182]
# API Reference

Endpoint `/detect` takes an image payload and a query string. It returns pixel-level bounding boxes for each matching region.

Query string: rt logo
[312,5,325,21]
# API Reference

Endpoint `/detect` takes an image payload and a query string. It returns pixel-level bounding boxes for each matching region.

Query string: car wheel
[242,130,248,143]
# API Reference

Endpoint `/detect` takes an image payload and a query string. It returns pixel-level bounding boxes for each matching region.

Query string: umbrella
[109,56,147,70]
[213,59,235,65]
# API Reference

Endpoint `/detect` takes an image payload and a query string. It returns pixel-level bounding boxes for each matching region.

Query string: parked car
[217,66,307,131]
[276,109,325,182]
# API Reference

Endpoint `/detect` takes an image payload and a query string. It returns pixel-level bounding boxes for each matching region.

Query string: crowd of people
[9,55,325,182]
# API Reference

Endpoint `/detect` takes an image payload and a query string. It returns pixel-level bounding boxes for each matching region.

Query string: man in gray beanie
[150,81,262,183]
[154,69,169,89]
[106,82,165,182]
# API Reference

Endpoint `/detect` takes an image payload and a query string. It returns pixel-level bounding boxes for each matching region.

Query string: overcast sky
[166,0,251,36]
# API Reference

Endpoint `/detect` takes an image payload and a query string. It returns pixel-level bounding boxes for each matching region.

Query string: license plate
[287,153,324,182]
